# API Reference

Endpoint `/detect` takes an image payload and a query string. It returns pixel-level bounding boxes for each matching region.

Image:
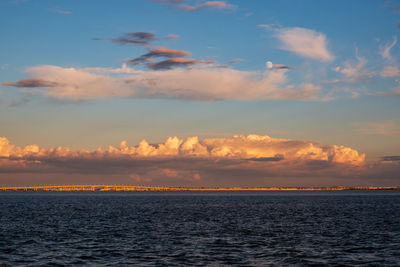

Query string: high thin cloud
[333,54,369,82]
[352,121,400,136]
[147,58,214,70]
[2,78,60,88]
[380,66,400,77]
[274,27,334,62]
[378,87,400,97]
[380,36,397,61]
[226,58,246,65]
[129,47,192,65]
[3,64,324,101]
[180,1,236,11]
[166,34,180,39]
[151,0,236,12]
[106,32,157,46]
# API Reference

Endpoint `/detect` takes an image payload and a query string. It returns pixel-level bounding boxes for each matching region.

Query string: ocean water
[1,191,400,266]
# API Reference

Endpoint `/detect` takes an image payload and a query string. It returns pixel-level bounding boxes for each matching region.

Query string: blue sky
[0,0,399,186]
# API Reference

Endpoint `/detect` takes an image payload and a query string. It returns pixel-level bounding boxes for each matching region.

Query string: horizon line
[1,185,400,192]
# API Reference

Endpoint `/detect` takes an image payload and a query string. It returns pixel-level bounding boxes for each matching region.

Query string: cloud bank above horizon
[2,133,397,187]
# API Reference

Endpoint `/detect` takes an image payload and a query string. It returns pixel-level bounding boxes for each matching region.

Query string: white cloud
[6,64,324,101]
[274,27,334,62]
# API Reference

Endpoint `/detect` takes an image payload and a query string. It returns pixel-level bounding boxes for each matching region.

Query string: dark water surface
[1,191,400,266]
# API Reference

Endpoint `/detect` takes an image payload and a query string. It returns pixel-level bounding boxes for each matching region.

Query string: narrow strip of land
[0,185,399,192]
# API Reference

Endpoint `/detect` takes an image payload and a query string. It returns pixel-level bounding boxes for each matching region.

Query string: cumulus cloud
[0,134,365,168]
[274,27,334,62]
[3,64,325,101]
[3,134,400,187]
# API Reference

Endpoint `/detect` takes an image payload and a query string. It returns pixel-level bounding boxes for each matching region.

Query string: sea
[1,191,400,266]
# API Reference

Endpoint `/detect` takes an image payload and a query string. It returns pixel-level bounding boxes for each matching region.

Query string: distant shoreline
[1,185,399,192]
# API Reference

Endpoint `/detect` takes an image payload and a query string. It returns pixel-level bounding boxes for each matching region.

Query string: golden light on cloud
[0,135,365,165]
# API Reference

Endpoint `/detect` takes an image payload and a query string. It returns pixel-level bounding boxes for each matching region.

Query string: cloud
[226,58,246,65]
[2,78,60,88]
[257,24,280,30]
[266,61,295,70]
[0,134,365,168]
[107,32,157,46]
[49,7,72,15]
[3,64,327,101]
[352,121,400,136]
[180,1,236,11]
[274,27,334,62]
[166,34,180,39]
[378,87,400,97]
[128,47,192,65]
[380,36,397,61]
[333,53,369,82]
[4,134,400,187]
[380,66,400,77]
[147,57,214,70]
[0,134,365,163]
[381,156,400,162]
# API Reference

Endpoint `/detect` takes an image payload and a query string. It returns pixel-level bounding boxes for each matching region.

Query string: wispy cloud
[333,53,369,82]
[128,47,192,65]
[378,86,400,97]
[49,7,72,15]
[149,0,236,12]
[352,120,400,136]
[180,1,236,11]
[166,34,180,39]
[380,36,397,61]
[380,66,400,77]
[146,57,214,70]
[2,78,60,87]
[274,27,334,62]
[97,32,158,46]
[226,58,246,65]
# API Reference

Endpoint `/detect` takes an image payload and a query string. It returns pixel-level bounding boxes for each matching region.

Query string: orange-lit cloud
[0,134,365,163]
[1,134,399,187]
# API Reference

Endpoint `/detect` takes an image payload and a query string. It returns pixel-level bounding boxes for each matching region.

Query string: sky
[0,0,399,187]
